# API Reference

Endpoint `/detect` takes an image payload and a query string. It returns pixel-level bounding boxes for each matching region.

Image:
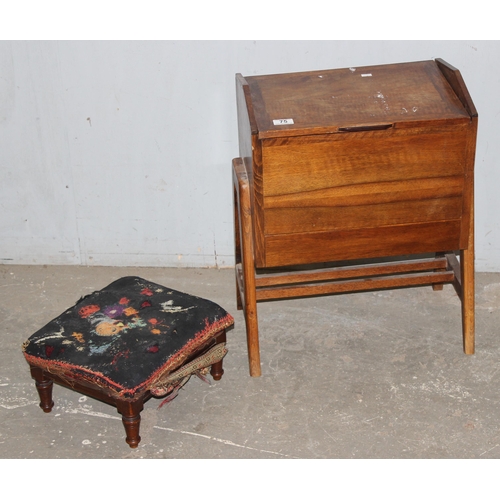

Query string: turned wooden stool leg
[116,399,144,449]
[30,366,54,413]
[210,330,227,381]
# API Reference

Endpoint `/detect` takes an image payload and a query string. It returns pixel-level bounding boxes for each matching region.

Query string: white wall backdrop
[1,40,499,270]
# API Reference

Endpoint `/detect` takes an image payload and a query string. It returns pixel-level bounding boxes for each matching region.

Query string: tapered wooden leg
[30,366,54,413]
[116,399,144,449]
[459,117,476,354]
[461,246,475,354]
[210,330,227,381]
[460,182,475,355]
[234,160,261,377]
[242,259,261,377]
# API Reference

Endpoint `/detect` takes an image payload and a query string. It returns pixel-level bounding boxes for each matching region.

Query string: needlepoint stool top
[22,276,234,397]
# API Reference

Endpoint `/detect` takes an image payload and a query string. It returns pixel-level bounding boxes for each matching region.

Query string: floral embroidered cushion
[22,276,234,397]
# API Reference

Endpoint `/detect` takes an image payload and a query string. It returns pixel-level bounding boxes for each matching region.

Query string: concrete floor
[1,264,500,459]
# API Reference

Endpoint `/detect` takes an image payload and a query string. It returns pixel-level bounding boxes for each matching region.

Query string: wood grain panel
[263,221,461,268]
[265,196,463,235]
[261,126,468,197]
[264,175,464,209]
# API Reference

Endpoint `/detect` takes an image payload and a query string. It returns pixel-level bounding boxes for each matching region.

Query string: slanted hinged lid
[242,60,471,139]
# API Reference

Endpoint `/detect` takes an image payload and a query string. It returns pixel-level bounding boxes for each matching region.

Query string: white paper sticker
[273,118,294,125]
[361,73,373,77]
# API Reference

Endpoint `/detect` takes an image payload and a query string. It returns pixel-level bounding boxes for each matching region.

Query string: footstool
[22,276,234,448]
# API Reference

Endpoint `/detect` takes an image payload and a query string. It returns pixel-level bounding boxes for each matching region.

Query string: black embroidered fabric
[22,276,233,396]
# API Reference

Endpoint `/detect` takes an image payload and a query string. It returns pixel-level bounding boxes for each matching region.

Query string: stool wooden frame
[28,330,227,448]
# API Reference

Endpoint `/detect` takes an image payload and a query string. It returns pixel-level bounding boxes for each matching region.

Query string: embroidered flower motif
[123,307,139,317]
[127,317,147,329]
[147,344,159,353]
[141,288,154,296]
[72,332,85,343]
[78,304,100,318]
[95,321,125,336]
[103,304,126,318]
[141,300,152,308]
[119,297,130,305]
[148,318,162,334]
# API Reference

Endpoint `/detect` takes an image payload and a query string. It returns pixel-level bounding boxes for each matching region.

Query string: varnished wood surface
[265,198,462,235]
[236,64,475,269]
[243,60,470,139]
[233,158,262,376]
[264,221,461,268]
[259,123,471,267]
[234,59,477,376]
[250,256,450,287]
[435,58,478,118]
[255,271,455,301]
[236,255,456,301]
[261,125,468,197]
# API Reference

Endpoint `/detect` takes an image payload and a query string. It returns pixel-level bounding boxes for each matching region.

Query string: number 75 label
[273,118,294,125]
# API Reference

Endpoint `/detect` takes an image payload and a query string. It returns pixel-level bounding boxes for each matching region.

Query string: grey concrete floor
[1,264,500,459]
